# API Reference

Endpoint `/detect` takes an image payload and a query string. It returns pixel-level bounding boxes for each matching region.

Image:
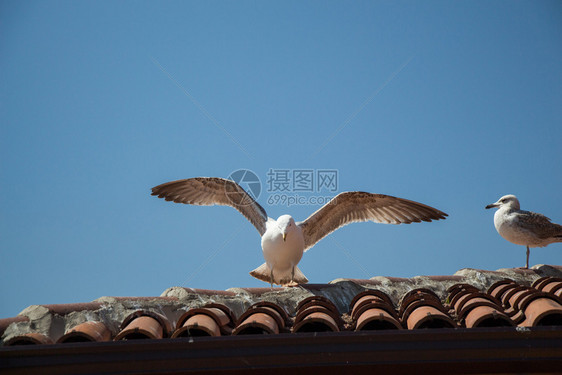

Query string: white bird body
[256,216,307,285]
[493,207,551,248]
[152,177,448,286]
[486,194,562,268]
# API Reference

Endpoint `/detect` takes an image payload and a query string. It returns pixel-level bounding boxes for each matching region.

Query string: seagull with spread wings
[152,177,447,286]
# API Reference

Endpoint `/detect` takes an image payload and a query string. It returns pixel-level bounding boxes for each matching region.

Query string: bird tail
[249,263,273,284]
[249,263,309,286]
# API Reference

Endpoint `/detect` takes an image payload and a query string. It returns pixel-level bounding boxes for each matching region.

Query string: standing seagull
[485,194,562,269]
[152,177,447,286]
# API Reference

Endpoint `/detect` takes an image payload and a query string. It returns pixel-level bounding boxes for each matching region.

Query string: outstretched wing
[151,177,268,235]
[298,191,447,251]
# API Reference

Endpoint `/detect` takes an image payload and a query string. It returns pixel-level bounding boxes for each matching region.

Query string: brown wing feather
[298,191,447,251]
[516,211,562,240]
[151,177,268,235]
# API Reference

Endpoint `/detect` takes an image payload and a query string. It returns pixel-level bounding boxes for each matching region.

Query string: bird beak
[282,233,287,242]
[485,202,498,209]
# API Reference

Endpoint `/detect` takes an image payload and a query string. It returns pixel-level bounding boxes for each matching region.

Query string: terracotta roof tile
[4,332,54,346]
[40,302,104,315]
[233,305,284,335]
[57,321,111,343]
[294,296,343,332]
[172,303,235,337]
[2,264,562,347]
[350,290,401,331]
[166,287,237,297]
[114,311,172,340]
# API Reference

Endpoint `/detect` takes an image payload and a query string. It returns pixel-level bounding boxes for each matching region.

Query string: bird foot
[282,281,300,287]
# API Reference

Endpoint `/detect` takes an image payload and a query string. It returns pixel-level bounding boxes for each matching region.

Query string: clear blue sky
[1,1,561,319]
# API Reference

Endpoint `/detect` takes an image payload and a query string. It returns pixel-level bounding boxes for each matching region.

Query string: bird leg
[283,267,299,287]
[269,268,274,289]
[525,246,530,269]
